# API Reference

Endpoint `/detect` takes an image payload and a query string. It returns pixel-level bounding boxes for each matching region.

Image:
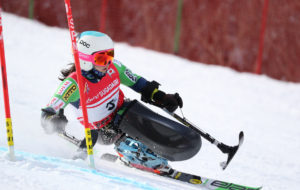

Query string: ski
[60,132,261,189]
[101,153,262,190]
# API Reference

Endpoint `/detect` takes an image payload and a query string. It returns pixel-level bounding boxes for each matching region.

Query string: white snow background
[0,12,299,190]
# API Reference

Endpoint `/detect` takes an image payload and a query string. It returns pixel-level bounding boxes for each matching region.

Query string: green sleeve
[113,59,143,88]
[44,77,80,111]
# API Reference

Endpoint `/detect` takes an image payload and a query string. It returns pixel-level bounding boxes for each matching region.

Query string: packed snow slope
[0,13,299,190]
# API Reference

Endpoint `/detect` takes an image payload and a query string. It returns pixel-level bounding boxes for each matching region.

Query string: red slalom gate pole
[64,0,95,168]
[0,7,15,160]
[255,0,269,74]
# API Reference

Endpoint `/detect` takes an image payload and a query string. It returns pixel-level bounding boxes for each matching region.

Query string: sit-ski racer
[41,31,201,173]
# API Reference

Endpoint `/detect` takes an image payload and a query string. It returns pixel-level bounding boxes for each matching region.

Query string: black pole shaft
[171,112,219,145]
[164,109,243,170]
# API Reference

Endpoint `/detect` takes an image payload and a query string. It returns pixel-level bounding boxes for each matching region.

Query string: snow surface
[0,12,300,190]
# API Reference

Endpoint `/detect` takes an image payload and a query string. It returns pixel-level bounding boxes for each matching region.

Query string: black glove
[41,108,68,134]
[153,91,183,112]
[140,80,183,112]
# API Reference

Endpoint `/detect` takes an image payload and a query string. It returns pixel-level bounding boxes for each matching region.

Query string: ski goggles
[78,49,114,67]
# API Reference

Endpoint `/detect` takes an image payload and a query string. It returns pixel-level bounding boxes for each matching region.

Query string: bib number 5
[106,99,116,111]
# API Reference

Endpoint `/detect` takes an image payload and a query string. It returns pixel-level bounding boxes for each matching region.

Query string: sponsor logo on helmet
[79,40,90,48]
[63,84,77,102]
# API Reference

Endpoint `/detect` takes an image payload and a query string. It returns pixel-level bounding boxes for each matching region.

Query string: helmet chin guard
[77,31,114,71]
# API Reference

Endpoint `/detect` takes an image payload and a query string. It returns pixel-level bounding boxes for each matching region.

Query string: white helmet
[77,31,114,71]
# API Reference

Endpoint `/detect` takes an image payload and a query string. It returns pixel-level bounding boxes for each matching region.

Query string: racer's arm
[41,78,80,134]
[113,59,147,93]
[113,59,183,112]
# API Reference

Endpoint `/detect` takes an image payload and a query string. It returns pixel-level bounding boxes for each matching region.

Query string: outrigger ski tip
[163,109,245,170]
[219,131,244,170]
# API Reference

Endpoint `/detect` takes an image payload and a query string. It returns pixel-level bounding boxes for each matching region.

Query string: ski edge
[100,153,262,190]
